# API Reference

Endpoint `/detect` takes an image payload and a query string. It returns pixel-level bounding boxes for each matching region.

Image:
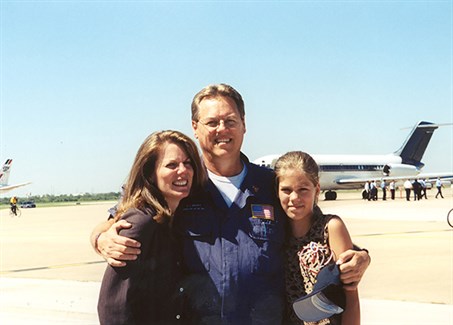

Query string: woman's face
[154,142,194,209]
[277,169,320,222]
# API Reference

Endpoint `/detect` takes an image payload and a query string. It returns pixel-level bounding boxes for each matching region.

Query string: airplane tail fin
[0,159,13,186]
[394,121,438,168]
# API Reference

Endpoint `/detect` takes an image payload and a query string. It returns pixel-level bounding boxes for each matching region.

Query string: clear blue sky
[1,1,452,197]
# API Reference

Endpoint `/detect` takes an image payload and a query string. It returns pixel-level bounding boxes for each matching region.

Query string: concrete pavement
[1,277,452,325]
[1,189,452,324]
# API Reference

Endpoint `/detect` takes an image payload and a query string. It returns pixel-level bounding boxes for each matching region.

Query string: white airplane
[254,121,453,200]
[0,159,32,193]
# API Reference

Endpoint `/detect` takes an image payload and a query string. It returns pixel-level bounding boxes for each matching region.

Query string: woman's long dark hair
[114,130,206,224]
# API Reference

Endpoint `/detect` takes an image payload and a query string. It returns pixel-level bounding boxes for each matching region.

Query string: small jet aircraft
[254,121,453,200]
[0,159,31,194]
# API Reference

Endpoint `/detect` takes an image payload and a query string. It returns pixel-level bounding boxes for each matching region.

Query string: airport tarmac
[0,188,452,324]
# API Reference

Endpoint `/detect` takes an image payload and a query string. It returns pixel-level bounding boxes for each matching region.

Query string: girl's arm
[328,216,361,325]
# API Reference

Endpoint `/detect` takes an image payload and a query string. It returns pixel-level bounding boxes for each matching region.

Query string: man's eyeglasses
[197,118,241,132]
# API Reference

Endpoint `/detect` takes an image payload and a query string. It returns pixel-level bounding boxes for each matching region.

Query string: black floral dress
[284,206,342,325]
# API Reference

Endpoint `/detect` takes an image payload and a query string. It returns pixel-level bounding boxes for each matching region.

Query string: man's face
[192,96,246,160]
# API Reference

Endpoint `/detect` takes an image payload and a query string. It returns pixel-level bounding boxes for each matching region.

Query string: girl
[274,151,360,325]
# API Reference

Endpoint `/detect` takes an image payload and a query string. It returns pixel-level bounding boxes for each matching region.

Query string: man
[389,180,396,200]
[412,179,421,201]
[363,181,370,200]
[380,179,387,201]
[10,196,17,215]
[91,84,370,324]
[435,177,444,199]
[370,180,378,201]
[419,178,427,199]
[404,179,412,201]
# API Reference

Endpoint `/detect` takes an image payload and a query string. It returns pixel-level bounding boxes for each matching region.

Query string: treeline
[0,192,121,205]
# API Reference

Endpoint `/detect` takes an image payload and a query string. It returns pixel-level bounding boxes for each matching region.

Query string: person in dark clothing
[97,130,206,325]
[412,179,421,201]
[419,179,428,199]
[370,181,378,201]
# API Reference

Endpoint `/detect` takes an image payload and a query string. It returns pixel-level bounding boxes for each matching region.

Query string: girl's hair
[115,130,206,224]
[274,151,319,188]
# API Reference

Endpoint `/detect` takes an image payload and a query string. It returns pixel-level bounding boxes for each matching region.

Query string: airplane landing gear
[324,191,337,201]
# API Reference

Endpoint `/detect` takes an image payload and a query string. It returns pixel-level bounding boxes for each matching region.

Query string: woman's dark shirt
[97,208,186,325]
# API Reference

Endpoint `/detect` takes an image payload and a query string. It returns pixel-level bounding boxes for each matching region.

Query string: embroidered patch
[251,204,274,221]
[182,203,205,211]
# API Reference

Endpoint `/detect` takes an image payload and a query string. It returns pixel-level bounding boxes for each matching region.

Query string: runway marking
[1,229,451,274]
[0,260,105,275]
[355,228,452,238]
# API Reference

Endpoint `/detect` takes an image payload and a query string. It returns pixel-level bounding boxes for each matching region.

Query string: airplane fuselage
[254,153,420,190]
[315,154,418,190]
[253,121,451,200]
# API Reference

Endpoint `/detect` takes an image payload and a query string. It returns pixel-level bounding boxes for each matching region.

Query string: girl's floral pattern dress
[284,207,341,325]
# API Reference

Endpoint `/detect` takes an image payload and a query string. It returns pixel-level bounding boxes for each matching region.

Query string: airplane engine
[383,163,419,177]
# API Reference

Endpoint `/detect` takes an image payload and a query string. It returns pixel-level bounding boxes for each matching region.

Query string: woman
[274,151,360,325]
[97,130,206,325]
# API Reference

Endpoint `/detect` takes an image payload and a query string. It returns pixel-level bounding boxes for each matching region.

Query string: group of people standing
[90,84,369,324]
[363,180,396,201]
[403,179,429,201]
[364,178,445,202]
[404,178,445,201]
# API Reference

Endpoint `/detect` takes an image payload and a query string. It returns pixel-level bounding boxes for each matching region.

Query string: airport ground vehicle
[9,205,22,217]
[20,201,36,208]
[448,208,453,228]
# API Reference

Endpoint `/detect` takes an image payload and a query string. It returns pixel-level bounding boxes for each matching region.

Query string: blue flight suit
[174,157,287,324]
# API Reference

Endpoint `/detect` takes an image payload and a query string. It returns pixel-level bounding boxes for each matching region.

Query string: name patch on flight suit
[182,203,205,211]
[251,204,274,221]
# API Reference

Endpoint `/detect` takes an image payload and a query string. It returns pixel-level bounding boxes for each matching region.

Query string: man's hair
[115,130,206,224]
[191,84,245,121]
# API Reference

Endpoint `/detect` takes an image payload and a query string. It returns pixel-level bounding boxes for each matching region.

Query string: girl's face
[154,142,194,210]
[277,169,320,222]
